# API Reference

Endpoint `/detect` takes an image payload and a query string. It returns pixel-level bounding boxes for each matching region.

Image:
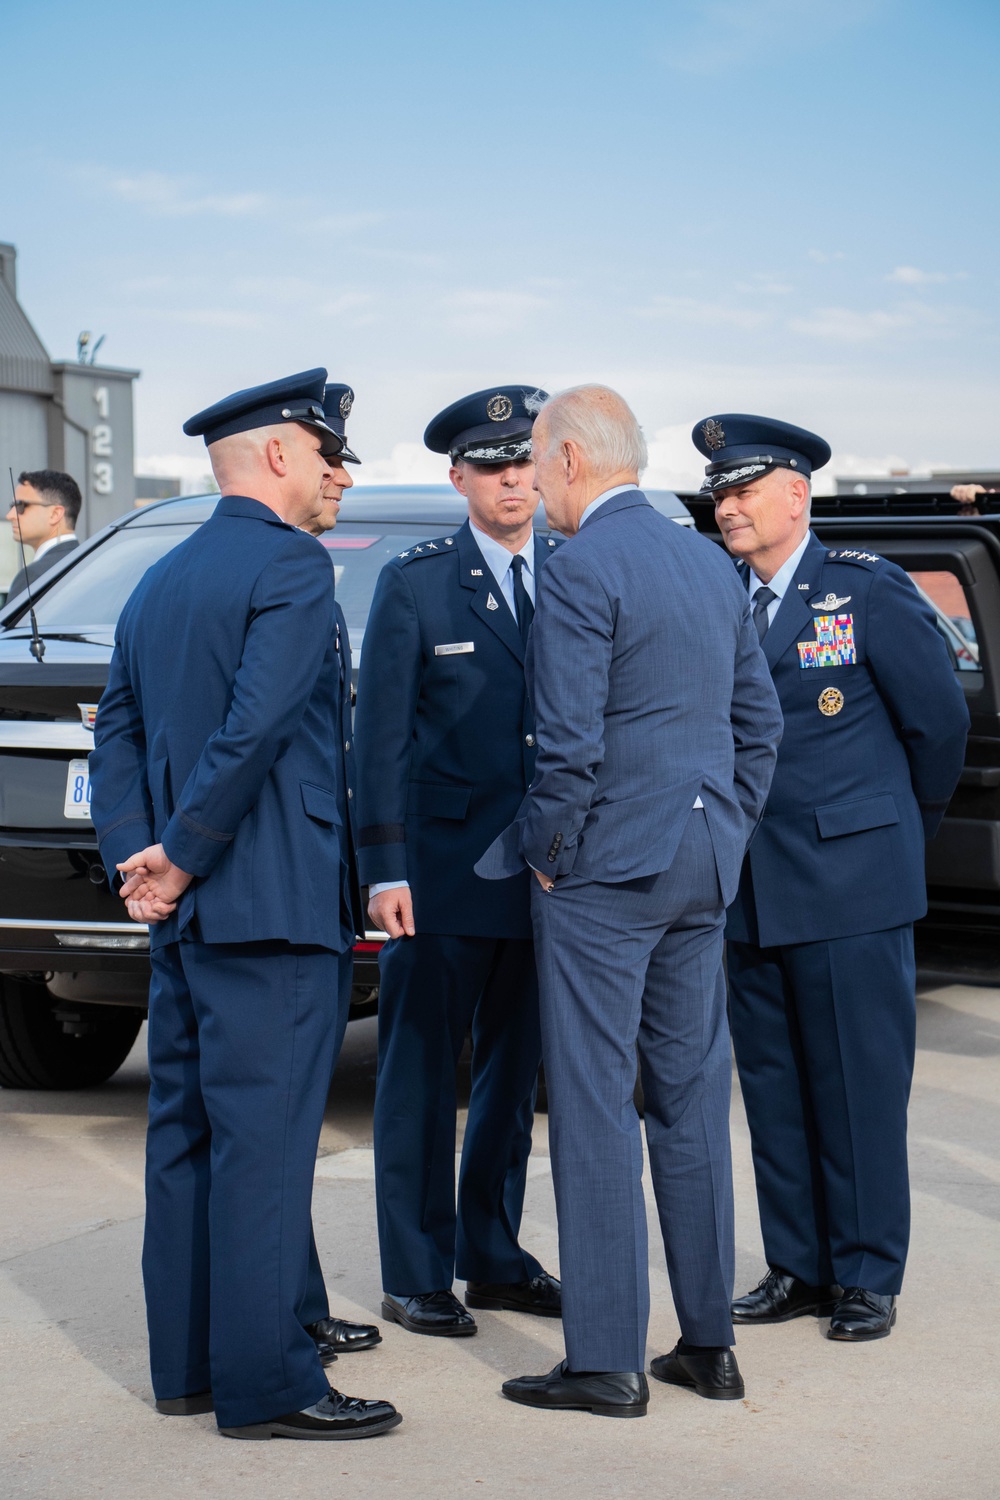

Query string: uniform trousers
[728,924,916,1295]
[531,811,735,1373]
[144,938,349,1430]
[374,932,543,1295]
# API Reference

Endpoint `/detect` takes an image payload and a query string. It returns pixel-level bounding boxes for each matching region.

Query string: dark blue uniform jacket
[728,531,970,948]
[90,495,362,951]
[355,519,560,939]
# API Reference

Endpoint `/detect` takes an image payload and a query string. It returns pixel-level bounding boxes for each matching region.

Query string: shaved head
[208,421,333,528]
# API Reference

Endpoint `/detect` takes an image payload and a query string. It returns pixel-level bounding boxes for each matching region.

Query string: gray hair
[527,385,647,477]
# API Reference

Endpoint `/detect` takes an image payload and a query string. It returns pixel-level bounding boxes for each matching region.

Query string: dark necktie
[511,554,534,645]
[752,584,777,642]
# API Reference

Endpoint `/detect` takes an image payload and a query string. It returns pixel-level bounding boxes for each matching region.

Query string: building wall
[0,390,51,589]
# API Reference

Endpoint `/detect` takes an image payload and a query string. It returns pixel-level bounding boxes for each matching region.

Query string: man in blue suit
[89,370,400,1441]
[479,385,782,1418]
[694,414,970,1341]
[355,386,562,1336]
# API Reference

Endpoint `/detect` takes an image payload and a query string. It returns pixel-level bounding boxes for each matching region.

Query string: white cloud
[789,306,911,341]
[438,289,550,335]
[637,295,768,330]
[643,423,708,492]
[79,165,383,238]
[790,299,977,342]
[662,0,885,74]
[886,265,967,285]
[135,453,217,494]
[351,442,450,486]
[808,249,847,264]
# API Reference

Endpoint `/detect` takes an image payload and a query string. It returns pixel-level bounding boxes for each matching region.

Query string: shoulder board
[395,536,456,563]
[825,548,884,568]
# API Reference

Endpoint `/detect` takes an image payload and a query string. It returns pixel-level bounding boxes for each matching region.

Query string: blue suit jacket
[89,495,360,952]
[727,531,970,947]
[476,491,783,901]
[354,519,561,938]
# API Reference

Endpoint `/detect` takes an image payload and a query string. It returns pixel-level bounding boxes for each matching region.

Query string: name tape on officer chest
[434,642,475,655]
[798,613,856,668]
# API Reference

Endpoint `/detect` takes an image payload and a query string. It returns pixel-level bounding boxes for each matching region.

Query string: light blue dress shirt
[748,531,811,626]
[469,523,535,617]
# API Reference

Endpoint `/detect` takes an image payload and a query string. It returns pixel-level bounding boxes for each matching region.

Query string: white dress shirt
[33,532,77,563]
[748,532,811,627]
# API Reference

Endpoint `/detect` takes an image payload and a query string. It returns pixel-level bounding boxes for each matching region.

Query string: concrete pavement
[2,978,998,1499]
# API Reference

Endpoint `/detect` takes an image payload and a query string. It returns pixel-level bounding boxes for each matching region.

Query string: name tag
[434,642,475,656]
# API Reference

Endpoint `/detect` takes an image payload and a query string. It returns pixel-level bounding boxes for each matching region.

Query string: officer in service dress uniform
[90,370,400,1440]
[355,386,562,1335]
[693,414,970,1341]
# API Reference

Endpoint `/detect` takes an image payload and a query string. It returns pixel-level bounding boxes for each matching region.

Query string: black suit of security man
[694,414,970,1343]
[355,386,561,1330]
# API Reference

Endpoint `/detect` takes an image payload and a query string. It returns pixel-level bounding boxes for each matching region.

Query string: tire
[0,975,143,1089]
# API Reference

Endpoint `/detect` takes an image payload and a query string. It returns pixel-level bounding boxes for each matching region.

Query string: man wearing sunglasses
[6,469,81,603]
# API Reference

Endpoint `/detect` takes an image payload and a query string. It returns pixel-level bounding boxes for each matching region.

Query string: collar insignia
[486,592,500,611]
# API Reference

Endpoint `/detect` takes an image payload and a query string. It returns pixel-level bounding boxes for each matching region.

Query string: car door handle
[958,767,1000,788]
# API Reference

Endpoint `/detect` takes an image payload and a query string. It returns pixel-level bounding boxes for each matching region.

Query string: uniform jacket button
[347,787,353,799]
[345,740,351,752]
[525,734,535,747]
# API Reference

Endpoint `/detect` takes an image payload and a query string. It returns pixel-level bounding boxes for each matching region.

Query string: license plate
[64,758,93,820]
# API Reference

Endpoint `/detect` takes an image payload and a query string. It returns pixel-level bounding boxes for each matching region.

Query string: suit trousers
[299,947,354,1326]
[532,811,735,1372]
[374,932,543,1294]
[143,938,347,1430]
[728,925,916,1295]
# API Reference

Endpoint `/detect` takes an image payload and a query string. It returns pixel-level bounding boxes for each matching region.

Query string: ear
[788,475,810,519]
[266,436,288,477]
[448,463,467,498]
[563,439,582,483]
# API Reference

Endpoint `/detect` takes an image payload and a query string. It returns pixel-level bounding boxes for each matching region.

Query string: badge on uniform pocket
[797,613,856,667]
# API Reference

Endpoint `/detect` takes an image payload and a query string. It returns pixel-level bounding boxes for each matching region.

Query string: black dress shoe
[827,1288,897,1341]
[650,1343,744,1401]
[731,1269,842,1323]
[219,1388,401,1440]
[306,1317,382,1363]
[155,1391,213,1415]
[381,1289,477,1336]
[502,1361,647,1418]
[466,1271,562,1318]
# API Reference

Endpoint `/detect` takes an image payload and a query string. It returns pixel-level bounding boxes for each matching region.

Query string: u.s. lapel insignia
[810,591,851,610]
[486,592,499,611]
[471,568,483,576]
[798,582,810,591]
[818,687,845,716]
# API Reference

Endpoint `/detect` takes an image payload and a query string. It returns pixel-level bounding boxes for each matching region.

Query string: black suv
[0,485,694,1088]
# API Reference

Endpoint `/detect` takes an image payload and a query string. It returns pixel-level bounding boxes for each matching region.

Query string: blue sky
[3,0,998,489]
